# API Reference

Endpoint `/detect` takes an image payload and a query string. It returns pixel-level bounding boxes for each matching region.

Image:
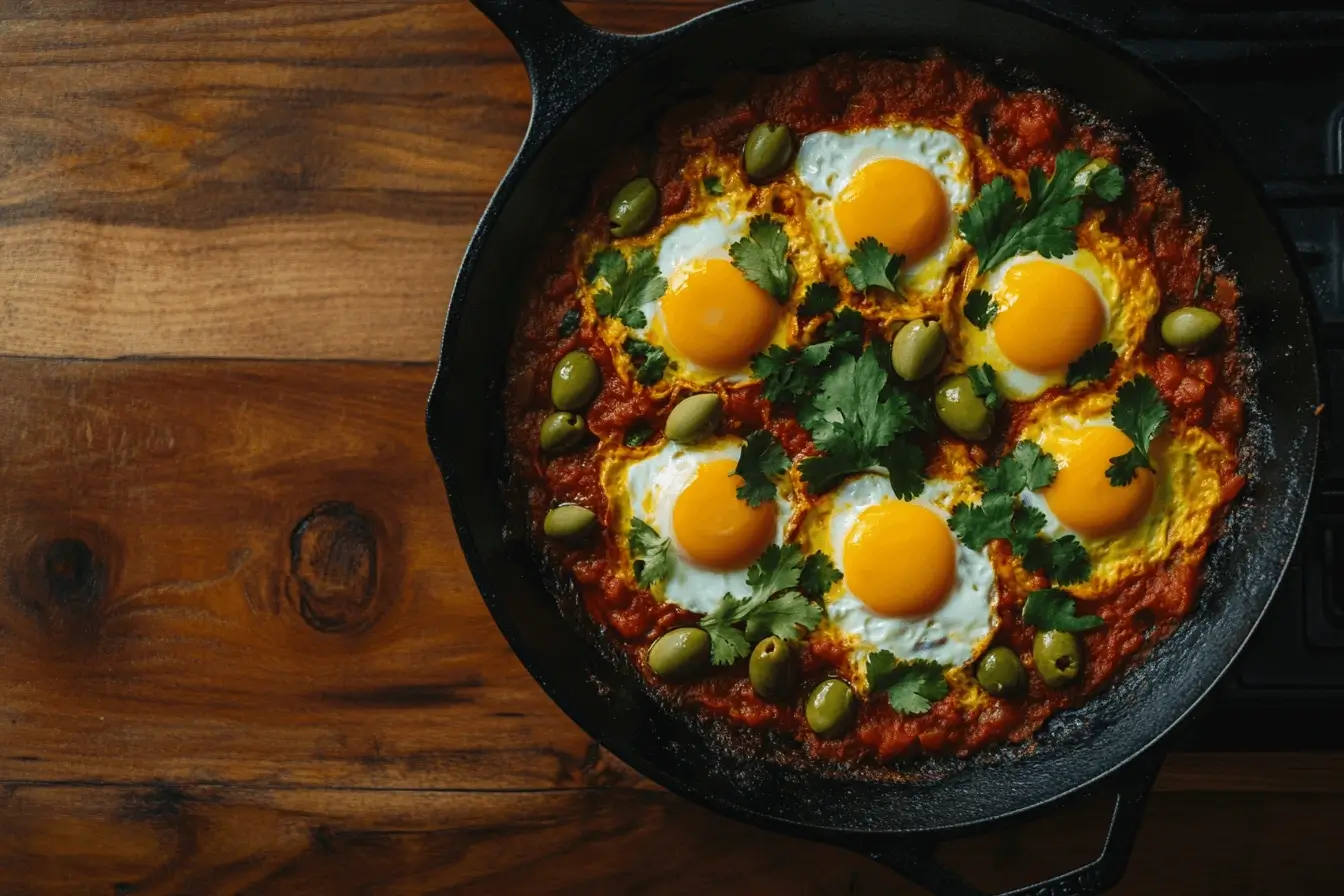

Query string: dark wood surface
[1,2,1338,893]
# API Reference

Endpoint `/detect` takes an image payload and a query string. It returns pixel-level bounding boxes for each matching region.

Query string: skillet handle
[468,0,661,144]
[862,744,1165,896]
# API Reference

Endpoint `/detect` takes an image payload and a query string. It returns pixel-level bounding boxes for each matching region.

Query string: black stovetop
[1031,0,1342,750]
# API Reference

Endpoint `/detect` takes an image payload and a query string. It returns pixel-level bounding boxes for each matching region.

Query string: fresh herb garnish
[629,518,673,588]
[624,337,669,386]
[699,544,824,664]
[968,363,1002,411]
[1022,535,1092,586]
[734,430,790,508]
[624,421,654,448]
[799,282,840,318]
[703,175,725,196]
[751,342,834,404]
[866,651,949,715]
[557,308,581,338]
[730,215,796,302]
[959,149,1125,275]
[975,440,1059,495]
[964,289,997,329]
[1022,588,1104,632]
[798,551,843,600]
[1106,376,1169,486]
[845,237,904,293]
[590,247,667,329]
[1066,342,1118,387]
[948,491,1016,551]
[821,307,866,355]
[798,346,926,496]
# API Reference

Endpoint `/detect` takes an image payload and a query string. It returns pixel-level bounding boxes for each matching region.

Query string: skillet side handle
[468,0,654,144]
[864,745,1166,896]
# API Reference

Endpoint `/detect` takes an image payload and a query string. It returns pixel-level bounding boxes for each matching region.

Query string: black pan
[426,2,1323,893]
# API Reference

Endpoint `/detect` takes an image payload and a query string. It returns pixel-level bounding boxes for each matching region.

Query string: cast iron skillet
[427,1,1322,892]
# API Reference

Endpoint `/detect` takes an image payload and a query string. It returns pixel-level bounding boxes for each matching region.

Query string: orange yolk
[834,158,949,265]
[843,501,956,618]
[662,259,778,371]
[1041,426,1155,538]
[672,458,777,570]
[993,261,1105,373]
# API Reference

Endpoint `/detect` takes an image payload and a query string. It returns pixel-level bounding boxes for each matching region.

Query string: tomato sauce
[502,54,1245,767]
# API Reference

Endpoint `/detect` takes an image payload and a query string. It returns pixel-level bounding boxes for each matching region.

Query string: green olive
[890,320,946,381]
[608,177,658,238]
[539,411,586,453]
[743,123,794,180]
[665,393,722,444]
[543,504,597,539]
[648,627,711,683]
[749,636,796,701]
[551,350,601,411]
[1160,307,1222,352]
[805,679,857,740]
[975,646,1026,697]
[935,374,993,441]
[1033,630,1083,689]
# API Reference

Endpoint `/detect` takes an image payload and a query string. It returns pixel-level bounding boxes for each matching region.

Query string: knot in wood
[289,502,384,633]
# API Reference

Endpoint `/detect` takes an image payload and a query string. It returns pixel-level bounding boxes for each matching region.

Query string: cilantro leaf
[799,282,840,317]
[798,551,843,600]
[879,439,927,500]
[624,337,669,386]
[1022,588,1104,632]
[866,651,949,715]
[752,342,833,403]
[700,599,753,665]
[845,237,904,292]
[730,215,796,302]
[1106,376,1169,485]
[591,248,666,328]
[629,518,672,588]
[976,441,1058,495]
[821,307,865,355]
[735,431,790,507]
[743,591,822,643]
[557,308,580,338]
[703,175,724,195]
[968,363,1003,411]
[798,450,866,494]
[624,421,654,447]
[948,491,1016,550]
[959,149,1121,275]
[1023,535,1092,586]
[1066,342,1118,387]
[964,289,997,329]
[1007,504,1047,555]
[1089,163,1125,203]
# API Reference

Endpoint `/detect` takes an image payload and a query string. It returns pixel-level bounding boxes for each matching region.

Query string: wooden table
[1,2,1340,892]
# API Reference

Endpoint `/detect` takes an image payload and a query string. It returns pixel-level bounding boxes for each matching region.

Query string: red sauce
[502,54,1245,767]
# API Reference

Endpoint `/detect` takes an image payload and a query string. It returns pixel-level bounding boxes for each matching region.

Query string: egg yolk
[1042,426,1156,538]
[843,501,956,618]
[834,158,949,267]
[661,259,779,371]
[672,458,777,570]
[993,261,1105,373]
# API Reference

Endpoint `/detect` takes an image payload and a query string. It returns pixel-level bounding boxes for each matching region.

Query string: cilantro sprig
[703,175,724,196]
[734,431,790,508]
[589,247,667,328]
[799,282,840,317]
[557,308,580,338]
[1106,376,1169,486]
[698,544,827,664]
[964,289,997,329]
[968,363,1002,411]
[822,307,866,355]
[866,651,949,715]
[730,215,796,302]
[959,150,1125,275]
[797,346,927,497]
[624,421,654,447]
[629,518,673,588]
[846,237,904,293]
[624,337,669,386]
[1066,342,1118,387]
[1022,588,1104,632]
[975,440,1058,495]
[752,342,833,404]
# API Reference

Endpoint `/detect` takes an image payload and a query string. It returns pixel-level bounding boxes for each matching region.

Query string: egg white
[960,250,1121,401]
[813,475,996,668]
[794,125,973,295]
[620,437,790,614]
